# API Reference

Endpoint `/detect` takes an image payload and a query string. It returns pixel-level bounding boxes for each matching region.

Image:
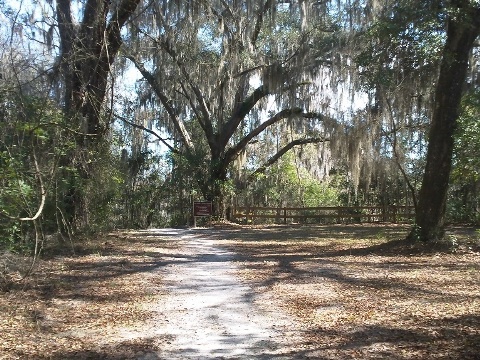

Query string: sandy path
[145,229,301,359]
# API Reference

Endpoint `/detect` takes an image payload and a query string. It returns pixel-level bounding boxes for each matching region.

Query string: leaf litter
[0,224,479,359]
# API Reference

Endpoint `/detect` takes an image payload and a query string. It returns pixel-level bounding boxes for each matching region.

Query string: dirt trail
[144,229,301,359]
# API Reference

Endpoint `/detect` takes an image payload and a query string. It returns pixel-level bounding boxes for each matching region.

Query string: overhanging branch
[220,84,271,148]
[126,55,195,151]
[116,114,178,154]
[248,137,330,182]
[224,108,329,166]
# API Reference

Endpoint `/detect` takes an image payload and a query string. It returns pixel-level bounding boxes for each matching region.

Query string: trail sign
[193,201,213,216]
[193,201,213,227]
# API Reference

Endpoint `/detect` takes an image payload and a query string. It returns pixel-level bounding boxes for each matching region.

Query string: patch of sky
[197,24,222,54]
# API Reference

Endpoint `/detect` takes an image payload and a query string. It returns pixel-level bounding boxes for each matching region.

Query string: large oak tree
[123,1,339,215]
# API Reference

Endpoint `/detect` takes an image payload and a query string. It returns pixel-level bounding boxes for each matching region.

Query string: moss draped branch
[248,136,330,182]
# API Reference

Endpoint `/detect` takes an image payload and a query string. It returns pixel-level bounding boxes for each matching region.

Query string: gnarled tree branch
[248,137,330,182]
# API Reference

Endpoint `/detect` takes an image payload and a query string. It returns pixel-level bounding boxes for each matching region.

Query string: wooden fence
[231,205,415,224]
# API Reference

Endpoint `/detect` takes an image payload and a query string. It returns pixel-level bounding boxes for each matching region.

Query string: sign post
[193,201,213,227]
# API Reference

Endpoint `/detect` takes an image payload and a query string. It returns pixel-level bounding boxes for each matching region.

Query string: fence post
[283,207,287,224]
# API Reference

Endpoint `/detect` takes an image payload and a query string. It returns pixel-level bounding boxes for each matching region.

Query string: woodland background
[1,0,480,255]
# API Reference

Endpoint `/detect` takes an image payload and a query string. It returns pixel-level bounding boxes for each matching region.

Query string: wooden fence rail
[232,205,415,224]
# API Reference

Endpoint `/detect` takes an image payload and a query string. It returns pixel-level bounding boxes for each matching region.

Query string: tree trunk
[56,0,141,229]
[410,2,480,242]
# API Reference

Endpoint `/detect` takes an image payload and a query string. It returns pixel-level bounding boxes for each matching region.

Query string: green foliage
[83,147,126,232]
[0,91,76,249]
[356,1,443,90]
[407,224,423,243]
[452,90,480,182]
[302,177,341,207]
[161,150,205,226]
[243,151,340,209]
[0,153,34,215]
[0,221,21,252]
[448,90,480,224]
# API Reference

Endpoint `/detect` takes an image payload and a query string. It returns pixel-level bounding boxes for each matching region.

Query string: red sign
[193,201,213,216]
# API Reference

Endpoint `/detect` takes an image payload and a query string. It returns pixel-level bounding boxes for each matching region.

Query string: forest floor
[1,223,480,359]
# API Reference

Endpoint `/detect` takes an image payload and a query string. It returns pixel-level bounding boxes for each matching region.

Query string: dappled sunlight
[215,224,480,359]
[2,225,479,359]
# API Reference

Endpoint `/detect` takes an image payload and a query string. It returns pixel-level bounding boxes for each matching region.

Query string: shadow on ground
[201,224,480,359]
[4,225,479,359]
